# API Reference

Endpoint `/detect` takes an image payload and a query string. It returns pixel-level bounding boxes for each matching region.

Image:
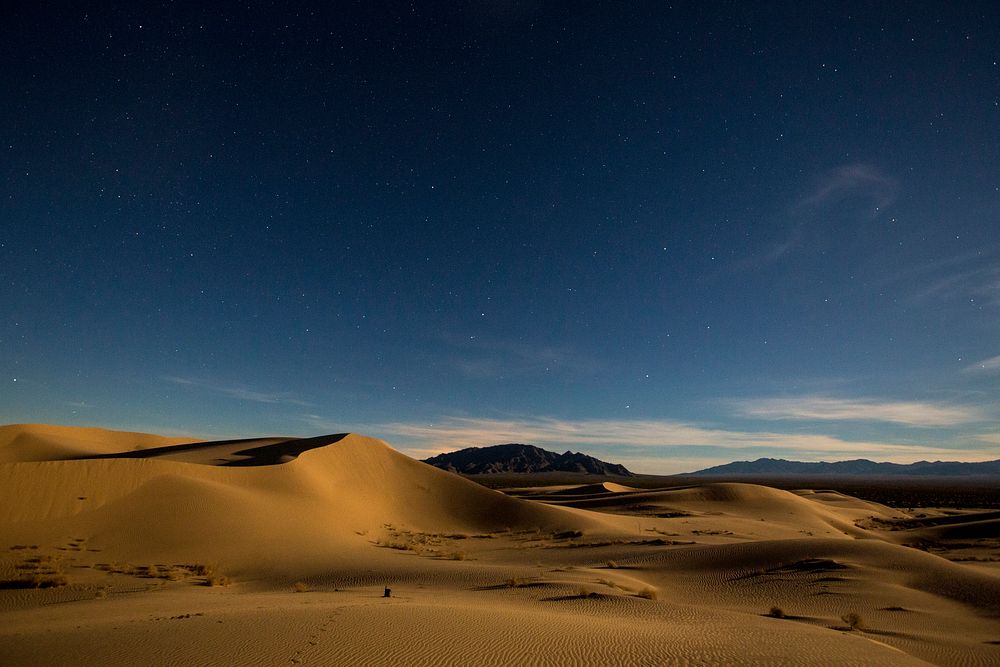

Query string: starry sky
[2,2,998,473]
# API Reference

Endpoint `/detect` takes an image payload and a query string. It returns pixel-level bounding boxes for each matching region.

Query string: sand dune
[0,423,199,463]
[1,424,998,666]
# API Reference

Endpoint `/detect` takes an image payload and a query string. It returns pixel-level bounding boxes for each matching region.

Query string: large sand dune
[1,424,998,666]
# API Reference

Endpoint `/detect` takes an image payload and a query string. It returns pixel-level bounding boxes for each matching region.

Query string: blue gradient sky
[2,2,998,472]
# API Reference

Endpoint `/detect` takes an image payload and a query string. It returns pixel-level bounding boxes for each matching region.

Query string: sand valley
[1,424,998,666]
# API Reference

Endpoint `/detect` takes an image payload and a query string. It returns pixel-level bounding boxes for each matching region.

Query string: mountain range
[689,457,1000,476]
[422,443,633,476]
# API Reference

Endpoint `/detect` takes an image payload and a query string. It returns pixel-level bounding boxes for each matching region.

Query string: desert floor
[1,424,998,666]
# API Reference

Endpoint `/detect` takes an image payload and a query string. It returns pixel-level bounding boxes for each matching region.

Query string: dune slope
[1,425,998,666]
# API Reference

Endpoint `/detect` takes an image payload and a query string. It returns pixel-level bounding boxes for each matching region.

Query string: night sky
[3,2,998,473]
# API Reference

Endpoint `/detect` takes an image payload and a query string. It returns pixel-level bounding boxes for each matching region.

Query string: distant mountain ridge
[690,457,1000,477]
[422,444,633,476]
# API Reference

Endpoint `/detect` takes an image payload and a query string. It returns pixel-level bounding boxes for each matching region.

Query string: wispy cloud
[888,247,1000,308]
[794,164,898,213]
[965,355,1000,374]
[733,164,897,271]
[165,376,313,406]
[909,264,1000,306]
[732,396,983,427]
[439,333,599,379]
[374,415,983,466]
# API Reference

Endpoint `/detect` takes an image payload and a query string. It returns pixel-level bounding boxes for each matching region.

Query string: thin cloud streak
[732,396,983,427]
[438,332,601,379]
[165,376,313,407]
[732,164,897,272]
[965,355,1000,374]
[794,164,898,213]
[375,415,986,465]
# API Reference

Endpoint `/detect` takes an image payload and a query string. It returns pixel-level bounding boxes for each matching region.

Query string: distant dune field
[1,424,998,666]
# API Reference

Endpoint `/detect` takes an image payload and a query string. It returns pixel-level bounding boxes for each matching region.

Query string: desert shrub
[293,581,309,593]
[554,530,584,540]
[378,538,419,552]
[768,606,786,619]
[841,612,864,630]
[635,586,657,600]
[34,574,69,588]
[0,574,68,589]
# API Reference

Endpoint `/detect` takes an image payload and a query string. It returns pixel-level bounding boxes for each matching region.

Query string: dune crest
[1,424,997,666]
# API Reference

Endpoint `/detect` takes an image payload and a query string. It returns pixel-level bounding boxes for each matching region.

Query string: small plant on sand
[293,581,310,593]
[0,574,69,589]
[768,607,786,619]
[635,586,657,600]
[840,612,864,631]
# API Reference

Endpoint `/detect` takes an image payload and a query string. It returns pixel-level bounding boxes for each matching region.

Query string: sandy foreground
[0,424,997,666]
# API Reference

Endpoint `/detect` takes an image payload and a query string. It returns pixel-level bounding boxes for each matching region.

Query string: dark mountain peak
[690,457,1000,477]
[422,443,633,477]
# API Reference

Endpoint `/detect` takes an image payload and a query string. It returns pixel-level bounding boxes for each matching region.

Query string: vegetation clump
[635,586,657,600]
[841,612,864,631]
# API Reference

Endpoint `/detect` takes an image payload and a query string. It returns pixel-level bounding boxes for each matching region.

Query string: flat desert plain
[1,424,998,666]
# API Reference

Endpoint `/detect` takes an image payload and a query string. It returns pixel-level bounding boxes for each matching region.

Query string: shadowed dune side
[0,424,353,467]
[2,425,999,666]
[0,424,199,463]
[630,536,1000,617]
[0,432,618,569]
[533,482,896,539]
[903,516,1000,541]
[544,482,641,497]
[71,433,351,466]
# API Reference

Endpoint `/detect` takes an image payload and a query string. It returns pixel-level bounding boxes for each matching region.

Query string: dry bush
[293,581,310,593]
[0,574,69,589]
[635,586,657,600]
[554,530,584,540]
[33,573,69,588]
[206,574,231,587]
[768,606,786,619]
[378,538,419,552]
[840,612,864,630]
